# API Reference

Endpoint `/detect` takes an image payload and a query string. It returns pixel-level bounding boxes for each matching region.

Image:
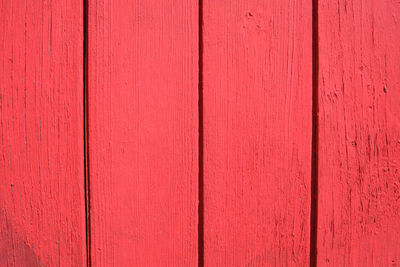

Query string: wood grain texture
[87,0,198,265]
[202,1,312,266]
[317,0,400,265]
[0,0,86,266]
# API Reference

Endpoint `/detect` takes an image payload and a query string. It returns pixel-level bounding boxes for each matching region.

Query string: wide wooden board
[317,0,400,265]
[202,0,313,265]
[0,0,86,265]
[87,0,199,265]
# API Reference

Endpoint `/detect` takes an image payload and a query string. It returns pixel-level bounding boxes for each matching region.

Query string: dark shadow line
[310,0,319,266]
[83,0,91,266]
[198,0,204,266]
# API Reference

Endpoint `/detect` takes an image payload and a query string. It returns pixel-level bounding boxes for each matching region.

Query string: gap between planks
[83,0,91,266]
[198,0,204,266]
[310,0,319,266]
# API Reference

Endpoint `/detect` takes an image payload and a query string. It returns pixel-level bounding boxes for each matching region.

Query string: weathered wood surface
[202,0,313,265]
[87,0,199,265]
[2,1,399,265]
[317,0,400,265]
[0,0,86,265]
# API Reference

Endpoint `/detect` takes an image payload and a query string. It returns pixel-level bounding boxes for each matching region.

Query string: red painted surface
[1,0,400,265]
[0,0,86,266]
[87,0,199,265]
[202,0,312,265]
[317,0,400,266]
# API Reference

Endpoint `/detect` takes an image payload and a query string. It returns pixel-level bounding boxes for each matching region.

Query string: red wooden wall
[1,0,399,266]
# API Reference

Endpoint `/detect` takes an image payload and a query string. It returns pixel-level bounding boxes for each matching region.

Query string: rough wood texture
[202,1,312,265]
[87,0,198,265]
[318,0,400,265]
[0,0,86,266]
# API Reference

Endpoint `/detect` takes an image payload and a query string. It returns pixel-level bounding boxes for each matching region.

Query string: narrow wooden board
[202,1,312,265]
[317,0,400,265]
[0,0,86,266]
[87,0,198,265]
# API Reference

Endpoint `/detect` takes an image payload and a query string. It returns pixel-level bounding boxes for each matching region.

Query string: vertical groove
[83,0,91,265]
[198,0,204,265]
[310,0,319,266]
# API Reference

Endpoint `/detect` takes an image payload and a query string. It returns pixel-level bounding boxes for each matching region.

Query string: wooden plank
[202,1,312,265]
[0,0,86,266]
[317,0,400,265]
[87,0,198,265]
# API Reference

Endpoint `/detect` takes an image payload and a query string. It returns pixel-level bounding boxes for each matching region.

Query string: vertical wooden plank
[87,0,198,265]
[318,0,400,265]
[0,0,86,266]
[203,1,312,266]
